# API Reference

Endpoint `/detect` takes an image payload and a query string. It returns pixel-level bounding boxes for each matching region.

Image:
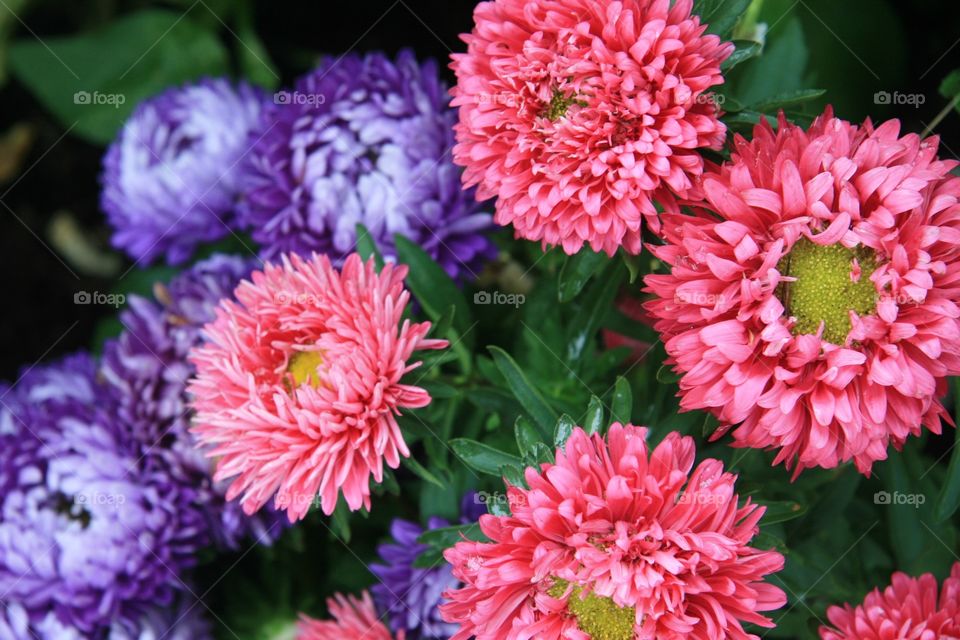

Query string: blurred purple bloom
[370,493,483,639]
[0,354,203,634]
[238,50,496,280]
[100,254,285,550]
[101,78,266,265]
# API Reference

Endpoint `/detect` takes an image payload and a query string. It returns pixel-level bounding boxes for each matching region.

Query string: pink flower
[450,0,733,256]
[188,253,447,521]
[820,563,960,639]
[644,109,960,475]
[298,591,402,640]
[441,424,786,640]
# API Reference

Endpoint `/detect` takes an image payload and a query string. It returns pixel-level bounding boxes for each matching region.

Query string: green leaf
[355,223,384,268]
[412,547,445,569]
[731,17,808,107]
[610,377,632,425]
[883,451,924,568]
[394,235,473,339]
[583,396,605,435]
[656,365,681,384]
[554,414,575,449]
[401,456,445,489]
[750,89,827,113]
[450,438,523,477]
[499,464,527,488]
[755,500,808,525]
[488,346,558,437]
[418,523,487,549]
[558,249,608,302]
[8,10,229,143]
[935,379,960,521]
[565,260,625,366]
[694,0,752,38]
[940,69,960,100]
[234,0,280,89]
[330,500,351,544]
[515,416,542,457]
[721,40,762,72]
[621,252,642,284]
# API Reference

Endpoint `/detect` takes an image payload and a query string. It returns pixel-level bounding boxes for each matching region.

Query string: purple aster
[101,78,266,265]
[370,493,484,639]
[238,50,496,280]
[100,254,285,550]
[0,354,203,634]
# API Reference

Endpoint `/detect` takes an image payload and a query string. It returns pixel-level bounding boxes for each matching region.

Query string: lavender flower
[101,79,265,265]
[0,354,203,634]
[100,254,285,549]
[238,50,496,280]
[370,493,484,639]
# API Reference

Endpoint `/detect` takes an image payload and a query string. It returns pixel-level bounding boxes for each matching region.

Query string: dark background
[1,0,959,380]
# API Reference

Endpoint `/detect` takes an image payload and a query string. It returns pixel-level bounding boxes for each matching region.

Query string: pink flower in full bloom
[441,424,786,640]
[820,563,960,639]
[450,0,733,256]
[188,253,447,521]
[298,592,402,640]
[644,109,960,475]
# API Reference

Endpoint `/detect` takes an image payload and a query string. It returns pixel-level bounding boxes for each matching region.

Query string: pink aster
[451,0,734,256]
[820,563,960,639]
[644,109,960,475]
[298,592,402,640]
[188,253,447,521]
[441,424,786,640]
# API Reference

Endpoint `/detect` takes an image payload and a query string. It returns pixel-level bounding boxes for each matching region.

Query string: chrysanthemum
[100,255,284,549]
[238,50,496,280]
[441,424,786,640]
[371,493,485,639]
[451,0,733,255]
[0,355,202,633]
[298,592,400,640]
[643,109,960,474]
[188,253,447,521]
[820,563,960,639]
[102,78,265,264]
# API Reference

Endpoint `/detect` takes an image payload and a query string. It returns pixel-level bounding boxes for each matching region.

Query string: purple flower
[0,354,203,634]
[101,79,266,265]
[238,50,496,280]
[100,254,285,550]
[370,493,483,639]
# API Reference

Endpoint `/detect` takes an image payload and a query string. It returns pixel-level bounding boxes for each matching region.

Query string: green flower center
[287,351,323,388]
[778,238,878,344]
[545,89,581,121]
[548,579,636,640]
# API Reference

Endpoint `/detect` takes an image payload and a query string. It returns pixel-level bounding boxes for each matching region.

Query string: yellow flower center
[286,351,323,388]
[548,579,636,640]
[778,238,878,344]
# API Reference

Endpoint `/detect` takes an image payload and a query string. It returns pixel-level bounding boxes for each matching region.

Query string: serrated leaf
[583,396,605,435]
[558,249,608,302]
[450,438,523,477]
[554,414,575,449]
[750,89,826,113]
[488,346,557,437]
[610,377,632,425]
[8,10,229,143]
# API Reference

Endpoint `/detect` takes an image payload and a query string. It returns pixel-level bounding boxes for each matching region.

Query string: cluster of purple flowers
[102,51,497,279]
